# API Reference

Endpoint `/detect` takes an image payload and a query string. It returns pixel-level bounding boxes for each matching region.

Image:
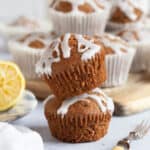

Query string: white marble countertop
[1,52,150,150]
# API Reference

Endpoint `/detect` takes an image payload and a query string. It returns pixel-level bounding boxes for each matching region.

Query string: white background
[0,0,48,20]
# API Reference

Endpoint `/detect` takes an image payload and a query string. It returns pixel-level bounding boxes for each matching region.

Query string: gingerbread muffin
[45,88,114,143]
[36,33,106,100]
[8,32,58,79]
[116,28,150,72]
[48,0,112,35]
[95,34,136,87]
[107,0,143,31]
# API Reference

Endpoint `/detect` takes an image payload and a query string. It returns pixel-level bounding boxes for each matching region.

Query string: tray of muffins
[0,0,150,146]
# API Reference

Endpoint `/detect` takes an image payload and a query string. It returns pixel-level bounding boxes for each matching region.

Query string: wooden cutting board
[103,72,150,116]
[27,73,150,116]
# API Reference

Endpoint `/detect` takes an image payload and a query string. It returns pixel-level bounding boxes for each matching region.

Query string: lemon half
[0,61,25,111]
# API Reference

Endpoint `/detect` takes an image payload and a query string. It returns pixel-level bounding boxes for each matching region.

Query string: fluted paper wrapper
[131,42,150,72]
[8,41,43,80]
[48,9,110,35]
[46,112,111,143]
[102,50,136,88]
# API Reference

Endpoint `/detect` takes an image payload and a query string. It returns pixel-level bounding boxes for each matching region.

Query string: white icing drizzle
[116,0,142,21]
[61,33,71,58]
[100,34,132,54]
[36,39,61,75]
[36,33,102,76]
[76,34,100,61]
[57,88,114,118]
[52,0,107,14]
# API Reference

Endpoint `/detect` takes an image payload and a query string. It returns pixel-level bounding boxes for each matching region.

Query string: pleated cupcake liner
[46,112,111,143]
[102,50,136,88]
[48,9,110,35]
[44,52,106,100]
[8,41,43,80]
[131,42,150,72]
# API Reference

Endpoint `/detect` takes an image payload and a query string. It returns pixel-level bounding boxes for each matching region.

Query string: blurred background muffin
[107,0,144,31]
[116,28,150,72]
[48,0,112,35]
[0,16,52,52]
[95,34,136,87]
[8,32,58,80]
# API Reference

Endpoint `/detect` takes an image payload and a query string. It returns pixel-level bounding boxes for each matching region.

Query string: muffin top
[45,88,114,118]
[36,33,104,76]
[50,0,111,14]
[96,34,133,55]
[0,16,52,36]
[10,16,40,29]
[9,32,57,52]
[110,0,143,23]
[116,29,150,43]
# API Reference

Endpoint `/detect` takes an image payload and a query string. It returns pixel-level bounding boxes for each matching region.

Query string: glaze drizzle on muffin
[56,88,114,117]
[111,0,143,23]
[36,33,103,75]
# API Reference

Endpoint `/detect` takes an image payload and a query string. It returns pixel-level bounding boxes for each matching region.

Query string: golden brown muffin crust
[48,34,104,74]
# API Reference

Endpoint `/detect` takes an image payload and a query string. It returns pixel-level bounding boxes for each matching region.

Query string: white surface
[13,104,150,150]
[0,0,47,19]
[1,52,150,150]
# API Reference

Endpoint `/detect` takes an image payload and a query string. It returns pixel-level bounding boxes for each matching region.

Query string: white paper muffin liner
[102,49,136,88]
[48,8,110,35]
[8,41,43,80]
[131,41,150,72]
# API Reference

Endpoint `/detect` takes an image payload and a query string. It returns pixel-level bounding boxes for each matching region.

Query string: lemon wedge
[0,61,25,111]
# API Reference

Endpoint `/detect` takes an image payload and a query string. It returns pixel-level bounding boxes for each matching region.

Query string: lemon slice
[0,61,25,111]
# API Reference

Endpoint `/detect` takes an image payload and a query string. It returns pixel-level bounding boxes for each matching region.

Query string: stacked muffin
[36,33,114,142]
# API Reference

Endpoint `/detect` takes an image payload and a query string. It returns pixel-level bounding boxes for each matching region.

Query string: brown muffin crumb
[28,40,45,49]
[78,3,95,13]
[54,1,72,13]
